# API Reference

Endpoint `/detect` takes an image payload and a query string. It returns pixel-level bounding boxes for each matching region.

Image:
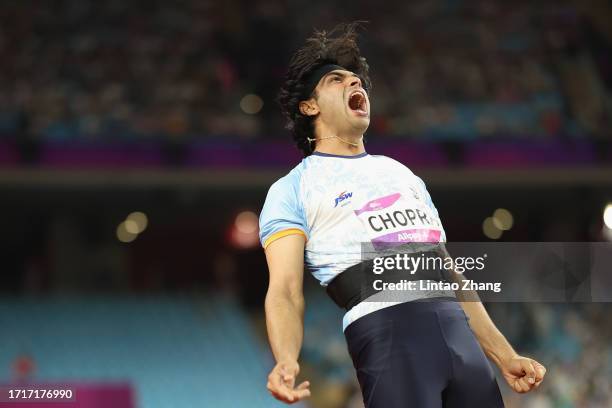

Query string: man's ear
[299,99,319,116]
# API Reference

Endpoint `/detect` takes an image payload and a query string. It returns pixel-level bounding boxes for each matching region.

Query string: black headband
[301,64,346,99]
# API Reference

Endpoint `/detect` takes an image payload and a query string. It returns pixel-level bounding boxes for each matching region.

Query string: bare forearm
[265,291,305,363]
[434,242,546,393]
[460,300,517,367]
[442,260,516,367]
[457,287,547,394]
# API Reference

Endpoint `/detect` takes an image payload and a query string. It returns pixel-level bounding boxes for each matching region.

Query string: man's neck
[312,132,366,156]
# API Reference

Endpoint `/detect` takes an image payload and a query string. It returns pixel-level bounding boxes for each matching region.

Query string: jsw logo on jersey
[334,191,353,208]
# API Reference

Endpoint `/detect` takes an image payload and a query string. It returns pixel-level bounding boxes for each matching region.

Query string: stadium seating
[0,295,293,407]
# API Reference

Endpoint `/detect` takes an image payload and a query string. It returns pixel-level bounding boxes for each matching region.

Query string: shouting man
[259,23,545,407]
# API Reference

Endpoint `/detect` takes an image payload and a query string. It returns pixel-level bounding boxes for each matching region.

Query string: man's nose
[349,77,362,88]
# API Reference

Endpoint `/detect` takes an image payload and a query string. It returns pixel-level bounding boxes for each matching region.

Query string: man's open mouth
[348,90,368,116]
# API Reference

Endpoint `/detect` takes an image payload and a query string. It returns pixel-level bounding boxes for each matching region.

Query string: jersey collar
[311,151,368,159]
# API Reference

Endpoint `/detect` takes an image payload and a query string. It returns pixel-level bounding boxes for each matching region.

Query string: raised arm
[264,234,311,404]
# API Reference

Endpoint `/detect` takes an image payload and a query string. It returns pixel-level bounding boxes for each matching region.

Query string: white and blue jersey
[259,151,449,329]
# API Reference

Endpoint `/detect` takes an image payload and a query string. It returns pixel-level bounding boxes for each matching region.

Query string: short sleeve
[259,172,308,249]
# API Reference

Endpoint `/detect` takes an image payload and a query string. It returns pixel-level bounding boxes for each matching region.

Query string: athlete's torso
[259,151,451,329]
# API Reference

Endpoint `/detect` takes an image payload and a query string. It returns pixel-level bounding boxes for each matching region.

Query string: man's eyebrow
[324,70,358,82]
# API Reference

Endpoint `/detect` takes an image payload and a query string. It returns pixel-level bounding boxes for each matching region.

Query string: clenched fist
[267,361,311,404]
[501,355,546,393]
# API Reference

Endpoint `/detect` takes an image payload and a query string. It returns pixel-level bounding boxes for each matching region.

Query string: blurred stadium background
[1,0,611,407]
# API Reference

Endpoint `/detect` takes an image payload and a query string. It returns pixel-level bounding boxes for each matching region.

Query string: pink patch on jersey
[354,193,402,216]
[372,228,441,244]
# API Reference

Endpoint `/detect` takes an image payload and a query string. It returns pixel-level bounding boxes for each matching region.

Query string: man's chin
[350,116,370,133]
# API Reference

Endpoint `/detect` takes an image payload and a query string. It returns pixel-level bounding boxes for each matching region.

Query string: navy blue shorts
[344,299,505,408]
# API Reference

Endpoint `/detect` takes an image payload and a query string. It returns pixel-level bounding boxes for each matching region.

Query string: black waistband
[325,251,446,311]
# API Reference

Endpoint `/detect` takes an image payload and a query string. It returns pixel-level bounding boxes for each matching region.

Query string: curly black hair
[277,22,372,157]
